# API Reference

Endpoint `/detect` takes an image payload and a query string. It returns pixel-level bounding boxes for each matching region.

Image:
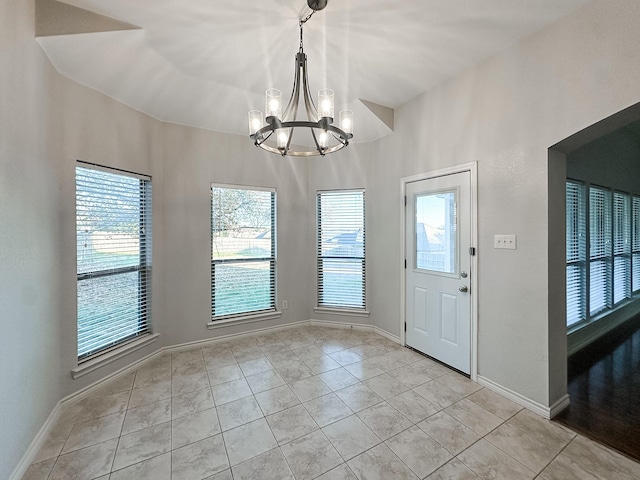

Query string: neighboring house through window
[317,190,365,310]
[76,163,152,361]
[211,184,276,319]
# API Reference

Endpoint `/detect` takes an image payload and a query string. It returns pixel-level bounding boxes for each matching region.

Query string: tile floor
[22,325,640,480]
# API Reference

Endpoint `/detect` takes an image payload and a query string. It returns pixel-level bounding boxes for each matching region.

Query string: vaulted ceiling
[36,0,591,143]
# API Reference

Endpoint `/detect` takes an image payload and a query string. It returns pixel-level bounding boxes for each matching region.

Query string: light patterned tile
[171,434,229,479]
[110,451,171,480]
[537,451,601,480]
[343,361,385,381]
[122,398,171,435]
[172,407,221,449]
[445,398,504,436]
[222,418,278,466]
[217,395,263,431]
[245,369,286,394]
[211,378,252,405]
[413,381,463,409]
[387,390,439,423]
[322,415,381,460]
[486,421,570,473]
[364,373,410,400]
[385,426,452,478]
[21,458,56,480]
[357,402,413,441]
[335,383,383,412]
[171,370,210,396]
[62,411,125,454]
[426,458,481,479]
[560,435,640,480]
[48,440,118,480]
[112,422,172,471]
[254,384,301,416]
[318,367,360,391]
[316,463,358,480]
[466,388,523,420]
[417,411,480,456]
[304,392,353,427]
[129,380,172,409]
[266,404,319,444]
[435,373,482,396]
[239,357,274,376]
[329,350,363,366]
[276,362,314,383]
[281,430,343,480]
[207,364,244,386]
[347,443,418,480]
[76,391,130,422]
[387,363,435,388]
[457,439,535,480]
[231,447,295,480]
[290,375,332,403]
[172,388,214,420]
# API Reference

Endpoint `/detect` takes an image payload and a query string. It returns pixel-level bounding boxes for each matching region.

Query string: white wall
[1,1,164,477]
[159,124,311,345]
[309,0,640,408]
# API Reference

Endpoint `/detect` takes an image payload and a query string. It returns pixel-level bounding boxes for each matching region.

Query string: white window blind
[211,185,276,319]
[566,181,586,327]
[633,195,640,292]
[613,191,631,304]
[317,190,365,309]
[76,164,152,361]
[589,186,611,316]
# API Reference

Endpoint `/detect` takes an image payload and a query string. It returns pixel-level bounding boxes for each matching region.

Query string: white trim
[8,402,63,480]
[309,318,402,344]
[313,307,370,318]
[207,311,282,330]
[400,162,479,381]
[476,375,570,419]
[71,333,160,379]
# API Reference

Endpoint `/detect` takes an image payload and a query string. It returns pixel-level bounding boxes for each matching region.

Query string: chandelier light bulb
[318,131,328,148]
[339,110,353,135]
[277,129,289,149]
[248,110,263,135]
[318,89,334,118]
[265,89,282,118]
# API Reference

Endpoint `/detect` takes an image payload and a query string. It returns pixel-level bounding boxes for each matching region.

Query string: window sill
[208,311,282,330]
[313,307,370,318]
[72,333,159,379]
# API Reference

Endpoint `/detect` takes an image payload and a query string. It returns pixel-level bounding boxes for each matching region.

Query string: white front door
[405,171,472,374]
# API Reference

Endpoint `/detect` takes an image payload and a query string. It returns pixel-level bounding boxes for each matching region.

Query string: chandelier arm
[301,53,319,121]
[283,53,302,121]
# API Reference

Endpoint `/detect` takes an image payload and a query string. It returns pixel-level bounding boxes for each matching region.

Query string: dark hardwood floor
[555,314,640,461]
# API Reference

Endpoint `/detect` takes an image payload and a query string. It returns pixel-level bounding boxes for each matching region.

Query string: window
[76,164,152,361]
[567,181,640,329]
[633,195,640,292]
[317,190,365,309]
[613,191,631,304]
[589,186,612,316]
[211,185,276,319]
[566,181,586,327]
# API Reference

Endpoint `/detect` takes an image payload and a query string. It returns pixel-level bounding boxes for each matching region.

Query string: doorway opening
[550,102,640,460]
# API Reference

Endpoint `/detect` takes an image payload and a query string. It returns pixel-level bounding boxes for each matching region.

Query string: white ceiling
[37,0,591,142]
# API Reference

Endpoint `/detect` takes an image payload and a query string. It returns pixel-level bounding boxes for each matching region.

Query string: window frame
[210,183,277,322]
[75,162,153,364]
[566,180,586,328]
[316,189,367,312]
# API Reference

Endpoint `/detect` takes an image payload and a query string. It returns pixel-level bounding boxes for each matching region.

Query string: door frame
[400,162,479,381]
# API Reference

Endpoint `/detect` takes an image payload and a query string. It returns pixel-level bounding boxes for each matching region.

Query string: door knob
[459,285,468,293]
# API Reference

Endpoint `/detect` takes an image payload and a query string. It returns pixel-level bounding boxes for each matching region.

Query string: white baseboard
[9,402,63,480]
[476,375,569,420]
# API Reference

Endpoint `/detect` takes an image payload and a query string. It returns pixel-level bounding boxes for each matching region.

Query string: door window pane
[415,191,456,273]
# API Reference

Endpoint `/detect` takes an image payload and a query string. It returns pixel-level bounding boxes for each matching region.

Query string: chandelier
[248,0,353,157]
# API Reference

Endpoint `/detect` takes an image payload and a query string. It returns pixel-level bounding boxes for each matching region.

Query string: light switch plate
[494,234,517,250]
